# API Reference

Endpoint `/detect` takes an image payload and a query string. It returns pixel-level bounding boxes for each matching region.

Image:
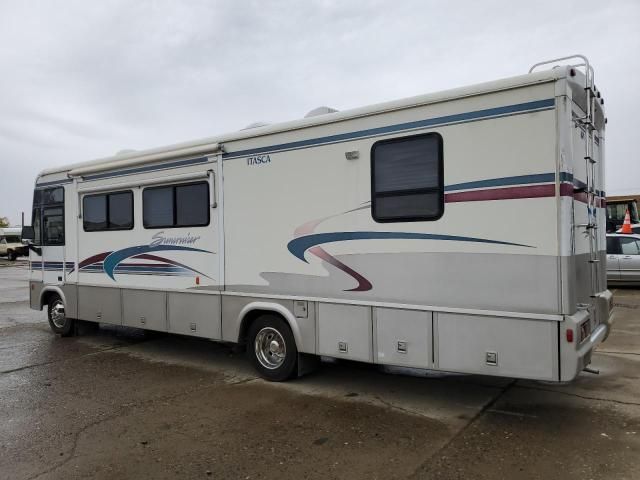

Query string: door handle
[623,256,633,259]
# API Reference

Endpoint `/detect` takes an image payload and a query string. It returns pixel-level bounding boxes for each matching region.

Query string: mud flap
[297,353,320,377]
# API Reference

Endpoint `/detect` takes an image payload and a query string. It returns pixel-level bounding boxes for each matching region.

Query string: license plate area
[579,320,592,343]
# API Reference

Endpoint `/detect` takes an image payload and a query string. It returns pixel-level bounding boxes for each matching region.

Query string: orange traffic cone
[621,208,633,234]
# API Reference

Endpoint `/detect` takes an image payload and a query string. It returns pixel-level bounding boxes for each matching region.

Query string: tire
[7,251,16,261]
[247,314,298,382]
[47,294,75,337]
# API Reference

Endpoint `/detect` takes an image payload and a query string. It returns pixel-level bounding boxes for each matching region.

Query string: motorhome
[24,55,613,382]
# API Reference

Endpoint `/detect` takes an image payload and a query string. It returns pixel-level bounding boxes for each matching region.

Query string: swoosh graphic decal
[293,210,374,292]
[287,231,533,262]
[103,245,211,280]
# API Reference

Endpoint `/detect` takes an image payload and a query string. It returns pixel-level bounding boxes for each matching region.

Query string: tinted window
[83,195,107,231]
[144,182,209,229]
[143,186,174,228]
[620,238,640,255]
[371,133,443,222]
[32,186,65,246]
[108,192,133,229]
[43,207,64,245]
[606,237,620,254]
[83,191,133,231]
[176,183,209,227]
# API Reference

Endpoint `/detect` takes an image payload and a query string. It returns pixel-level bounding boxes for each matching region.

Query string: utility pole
[21,211,24,229]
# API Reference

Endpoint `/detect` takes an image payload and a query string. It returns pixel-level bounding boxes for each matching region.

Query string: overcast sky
[1,0,639,225]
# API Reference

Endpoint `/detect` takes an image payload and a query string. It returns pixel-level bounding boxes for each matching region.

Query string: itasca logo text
[150,231,201,247]
[247,155,271,166]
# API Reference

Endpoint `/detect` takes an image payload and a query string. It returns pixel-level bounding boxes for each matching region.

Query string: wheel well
[40,290,61,310]
[238,309,287,347]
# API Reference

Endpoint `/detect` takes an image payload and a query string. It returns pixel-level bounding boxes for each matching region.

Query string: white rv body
[28,59,612,382]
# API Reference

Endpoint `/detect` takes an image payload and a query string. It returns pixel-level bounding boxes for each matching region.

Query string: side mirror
[21,226,35,241]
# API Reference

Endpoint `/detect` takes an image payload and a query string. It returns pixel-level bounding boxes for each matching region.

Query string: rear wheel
[247,315,298,381]
[47,294,75,337]
[7,250,16,261]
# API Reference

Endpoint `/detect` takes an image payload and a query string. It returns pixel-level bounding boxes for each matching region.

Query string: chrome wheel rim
[50,301,66,329]
[254,327,286,370]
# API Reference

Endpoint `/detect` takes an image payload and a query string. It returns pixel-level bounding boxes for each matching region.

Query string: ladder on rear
[531,55,602,300]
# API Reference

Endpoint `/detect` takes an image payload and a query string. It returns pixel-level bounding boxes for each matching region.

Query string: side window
[371,133,444,222]
[143,186,174,228]
[176,183,209,227]
[109,192,134,229]
[606,237,620,254]
[83,195,107,231]
[83,191,133,231]
[143,182,209,229]
[620,238,640,255]
[0,238,6,245]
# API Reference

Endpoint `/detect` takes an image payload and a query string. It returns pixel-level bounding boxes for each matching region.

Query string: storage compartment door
[318,304,372,362]
[168,292,221,339]
[437,313,557,381]
[122,289,167,331]
[375,308,431,368]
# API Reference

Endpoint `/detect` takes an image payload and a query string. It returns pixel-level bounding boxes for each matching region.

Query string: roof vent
[304,106,339,118]
[241,121,270,130]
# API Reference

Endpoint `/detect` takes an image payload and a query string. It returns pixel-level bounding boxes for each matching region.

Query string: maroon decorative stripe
[445,184,556,203]
[444,182,604,206]
[78,251,111,269]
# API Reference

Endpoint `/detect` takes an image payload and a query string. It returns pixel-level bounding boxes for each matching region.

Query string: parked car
[607,233,640,285]
[0,227,28,261]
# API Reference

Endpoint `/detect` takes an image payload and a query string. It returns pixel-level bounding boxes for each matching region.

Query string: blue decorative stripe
[103,245,211,280]
[287,231,532,262]
[30,261,75,271]
[223,99,555,160]
[81,156,210,181]
[446,173,557,192]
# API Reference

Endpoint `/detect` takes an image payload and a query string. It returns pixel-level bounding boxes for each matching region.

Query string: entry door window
[43,207,65,246]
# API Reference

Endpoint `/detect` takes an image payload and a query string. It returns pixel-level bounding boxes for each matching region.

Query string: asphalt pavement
[0,260,638,479]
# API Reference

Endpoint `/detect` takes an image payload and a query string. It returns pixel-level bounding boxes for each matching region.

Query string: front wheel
[247,315,298,382]
[47,295,75,337]
[7,251,16,261]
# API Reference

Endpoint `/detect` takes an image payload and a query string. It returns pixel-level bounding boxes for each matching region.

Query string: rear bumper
[560,290,613,382]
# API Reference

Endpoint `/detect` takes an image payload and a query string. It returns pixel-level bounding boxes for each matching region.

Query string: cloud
[1,0,639,225]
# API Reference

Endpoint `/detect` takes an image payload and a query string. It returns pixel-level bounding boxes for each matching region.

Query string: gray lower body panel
[236,252,564,314]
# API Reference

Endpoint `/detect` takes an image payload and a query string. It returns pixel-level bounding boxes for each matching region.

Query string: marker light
[566,329,574,343]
